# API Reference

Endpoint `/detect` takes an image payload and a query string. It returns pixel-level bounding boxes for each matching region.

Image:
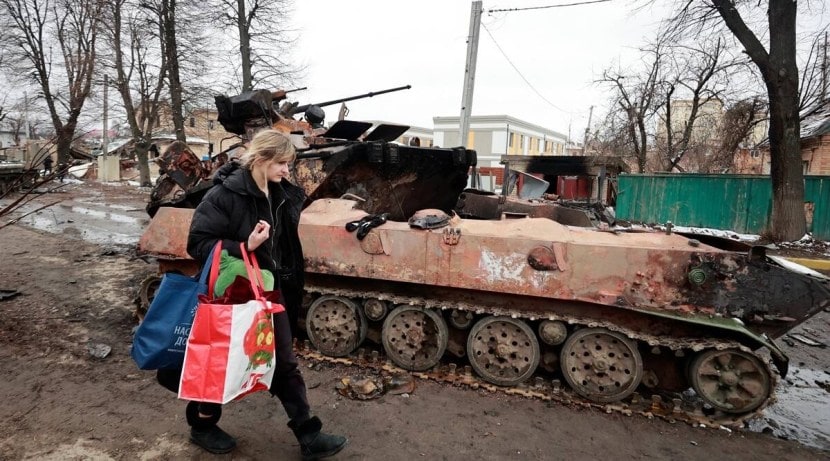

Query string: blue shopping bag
[131,243,221,370]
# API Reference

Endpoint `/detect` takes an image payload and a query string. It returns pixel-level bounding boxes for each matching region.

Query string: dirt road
[0,182,828,460]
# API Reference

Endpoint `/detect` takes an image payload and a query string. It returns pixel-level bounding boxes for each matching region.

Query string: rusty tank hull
[297,197,829,416]
[137,87,830,419]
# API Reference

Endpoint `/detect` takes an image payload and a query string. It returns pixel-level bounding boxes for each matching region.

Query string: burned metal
[408,209,450,230]
[297,196,829,415]
[334,371,416,400]
[146,142,214,217]
[297,142,474,221]
[501,154,628,207]
[454,189,597,227]
[0,162,27,197]
[294,338,771,430]
[137,86,830,422]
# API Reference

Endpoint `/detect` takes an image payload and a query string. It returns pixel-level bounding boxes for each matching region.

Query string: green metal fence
[616,174,830,240]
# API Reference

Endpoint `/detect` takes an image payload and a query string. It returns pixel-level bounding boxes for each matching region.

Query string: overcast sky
[291,1,829,141]
[291,0,669,140]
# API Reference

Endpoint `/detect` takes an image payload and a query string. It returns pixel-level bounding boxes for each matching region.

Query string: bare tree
[139,0,212,143]
[663,0,806,240]
[593,110,639,167]
[212,0,302,92]
[100,0,168,186]
[599,39,666,173]
[0,0,104,164]
[0,97,32,145]
[655,38,744,171]
[709,97,766,173]
[159,0,185,141]
[799,30,829,118]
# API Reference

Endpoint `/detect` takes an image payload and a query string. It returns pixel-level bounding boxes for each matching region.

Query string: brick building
[800,110,830,175]
[748,107,830,175]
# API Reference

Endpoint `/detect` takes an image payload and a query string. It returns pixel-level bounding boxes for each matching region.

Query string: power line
[489,0,612,14]
[480,22,572,115]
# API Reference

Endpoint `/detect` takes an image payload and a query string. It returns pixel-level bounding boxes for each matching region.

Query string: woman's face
[265,157,291,182]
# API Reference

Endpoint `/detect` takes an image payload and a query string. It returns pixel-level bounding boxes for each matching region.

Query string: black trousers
[157,310,310,426]
[279,275,302,339]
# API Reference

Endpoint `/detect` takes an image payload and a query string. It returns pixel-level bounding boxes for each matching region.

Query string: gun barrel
[293,85,411,114]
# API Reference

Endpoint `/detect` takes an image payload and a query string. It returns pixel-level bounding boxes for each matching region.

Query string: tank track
[300,283,779,429]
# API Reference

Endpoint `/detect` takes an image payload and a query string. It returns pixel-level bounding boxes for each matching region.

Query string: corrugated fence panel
[806,177,830,240]
[617,174,828,237]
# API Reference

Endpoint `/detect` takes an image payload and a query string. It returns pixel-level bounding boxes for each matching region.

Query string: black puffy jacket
[187,161,306,292]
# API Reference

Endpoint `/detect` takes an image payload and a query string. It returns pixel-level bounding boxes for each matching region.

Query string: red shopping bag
[178,244,285,404]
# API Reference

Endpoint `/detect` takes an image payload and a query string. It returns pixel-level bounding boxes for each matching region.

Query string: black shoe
[290,416,348,460]
[300,431,348,461]
[190,425,237,454]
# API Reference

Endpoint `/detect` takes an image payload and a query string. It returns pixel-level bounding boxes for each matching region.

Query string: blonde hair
[239,129,296,169]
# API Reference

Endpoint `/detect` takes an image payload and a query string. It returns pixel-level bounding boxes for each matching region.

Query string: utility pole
[101,74,109,181]
[459,1,482,187]
[581,105,593,155]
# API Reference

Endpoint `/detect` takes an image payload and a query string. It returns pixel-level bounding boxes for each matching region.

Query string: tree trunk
[765,1,806,240]
[713,0,805,241]
[766,78,805,240]
[135,141,152,186]
[55,123,76,166]
[637,112,648,173]
[162,0,186,142]
[237,0,252,92]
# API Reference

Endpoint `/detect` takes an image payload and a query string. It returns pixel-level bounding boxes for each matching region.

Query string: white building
[0,123,27,149]
[432,115,568,167]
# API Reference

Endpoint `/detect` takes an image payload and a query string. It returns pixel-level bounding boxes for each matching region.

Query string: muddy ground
[0,181,828,460]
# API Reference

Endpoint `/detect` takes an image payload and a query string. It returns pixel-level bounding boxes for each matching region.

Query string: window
[508,132,513,147]
[803,161,810,174]
[208,120,214,130]
[189,117,196,127]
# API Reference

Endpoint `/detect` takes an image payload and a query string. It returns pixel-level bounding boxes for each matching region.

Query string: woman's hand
[247,220,270,251]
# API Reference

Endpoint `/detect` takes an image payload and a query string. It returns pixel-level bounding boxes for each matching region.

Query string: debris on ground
[336,374,385,400]
[336,372,416,400]
[0,289,20,301]
[786,333,827,348]
[87,343,112,359]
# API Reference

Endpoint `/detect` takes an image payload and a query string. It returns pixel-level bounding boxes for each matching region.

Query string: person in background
[42,155,53,176]
[156,128,347,459]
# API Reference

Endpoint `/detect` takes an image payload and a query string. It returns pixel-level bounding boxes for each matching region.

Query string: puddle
[12,202,149,247]
[62,205,143,224]
[747,366,830,450]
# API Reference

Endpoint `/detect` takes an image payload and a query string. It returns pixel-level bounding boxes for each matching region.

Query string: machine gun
[288,85,412,117]
[215,85,412,135]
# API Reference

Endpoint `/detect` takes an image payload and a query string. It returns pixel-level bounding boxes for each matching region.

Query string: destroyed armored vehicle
[138,87,830,419]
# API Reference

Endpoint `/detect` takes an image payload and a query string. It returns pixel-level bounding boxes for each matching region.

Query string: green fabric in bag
[214,250,275,297]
